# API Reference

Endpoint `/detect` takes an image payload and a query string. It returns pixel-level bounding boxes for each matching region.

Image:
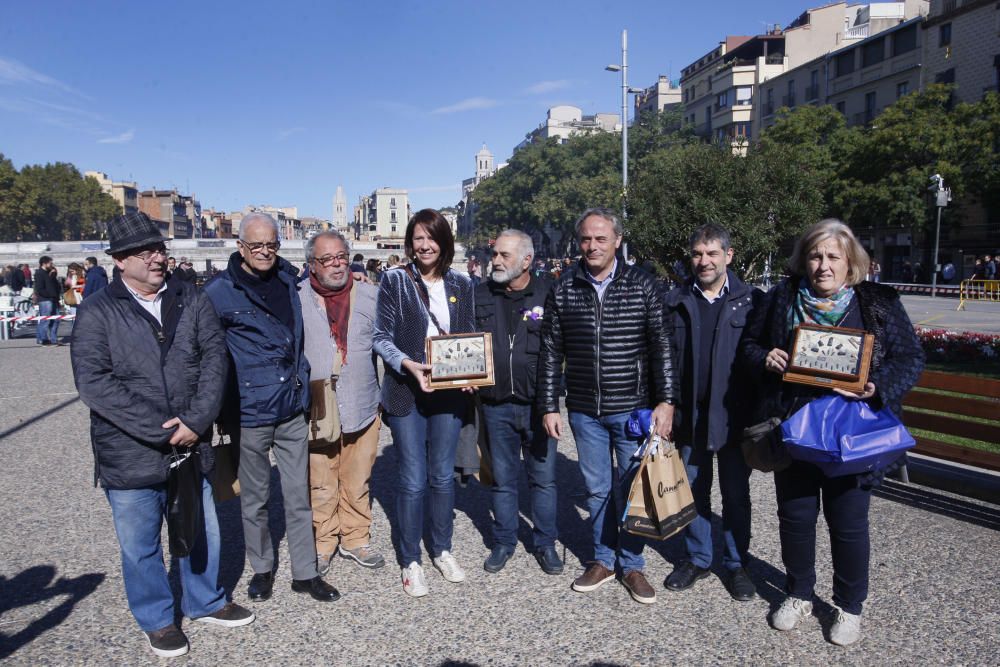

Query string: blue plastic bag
[780,395,915,477]
[626,409,654,438]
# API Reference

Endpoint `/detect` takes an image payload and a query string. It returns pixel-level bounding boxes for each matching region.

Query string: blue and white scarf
[788,281,855,330]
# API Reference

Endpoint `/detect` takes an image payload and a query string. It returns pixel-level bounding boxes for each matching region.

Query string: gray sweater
[298,279,380,434]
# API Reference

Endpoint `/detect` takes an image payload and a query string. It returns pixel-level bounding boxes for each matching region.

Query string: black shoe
[534,546,564,575]
[727,567,756,601]
[483,545,514,573]
[291,576,341,602]
[664,561,710,592]
[144,624,189,658]
[247,571,274,602]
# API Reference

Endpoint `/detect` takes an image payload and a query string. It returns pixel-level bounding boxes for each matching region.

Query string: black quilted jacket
[72,277,228,489]
[537,260,678,417]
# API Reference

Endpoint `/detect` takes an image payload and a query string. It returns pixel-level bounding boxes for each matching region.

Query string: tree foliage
[0,156,120,242]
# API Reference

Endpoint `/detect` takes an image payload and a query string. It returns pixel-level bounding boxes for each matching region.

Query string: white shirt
[692,275,730,304]
[425,278,451,336]
[123,279,167,325]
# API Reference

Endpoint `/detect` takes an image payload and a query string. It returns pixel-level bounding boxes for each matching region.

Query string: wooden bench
[901,370,1000,472]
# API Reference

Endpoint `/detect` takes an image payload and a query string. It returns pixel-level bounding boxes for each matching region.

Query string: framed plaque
[783,324,875,393]
[425,332,496,389]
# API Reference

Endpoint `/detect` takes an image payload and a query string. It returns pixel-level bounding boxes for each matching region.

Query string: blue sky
[1,0,813,219]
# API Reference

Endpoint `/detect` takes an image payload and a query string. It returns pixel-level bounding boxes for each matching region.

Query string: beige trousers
[309,414,381,556]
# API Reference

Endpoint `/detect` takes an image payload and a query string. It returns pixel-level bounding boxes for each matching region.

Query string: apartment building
[355,188,409,240]
[633,75,682,117]
[515,105,620,152]
[84,171,138,216]
[759,16,926,132]
[922,0,1000,103]
[138,189,199,239]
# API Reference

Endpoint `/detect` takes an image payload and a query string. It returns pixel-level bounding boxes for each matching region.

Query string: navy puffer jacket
[72,277,228,489]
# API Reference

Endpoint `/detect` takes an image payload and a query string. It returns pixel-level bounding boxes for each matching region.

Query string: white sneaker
[401,561,429,597]
[771,596,813,631]
[432,551,466,583]
[829,608,862,646]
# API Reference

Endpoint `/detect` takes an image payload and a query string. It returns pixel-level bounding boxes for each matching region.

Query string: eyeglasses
[131,245,169,263]
[240,240,281,254]
[313,253,351,267]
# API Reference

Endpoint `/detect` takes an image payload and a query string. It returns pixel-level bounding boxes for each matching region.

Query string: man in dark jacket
[538,207,678,605]
[204,212,339,604]
[662,223,758,601]
[475,230,561,576]
[82,256,109,299]
[33,256,61,345]
[72,211,254,658]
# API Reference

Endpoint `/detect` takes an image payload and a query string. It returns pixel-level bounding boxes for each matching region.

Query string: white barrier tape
[0,315,77,322]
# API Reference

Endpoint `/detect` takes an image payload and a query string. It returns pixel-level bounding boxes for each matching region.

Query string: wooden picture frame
[783,324,875,393]
[425,332,496,389]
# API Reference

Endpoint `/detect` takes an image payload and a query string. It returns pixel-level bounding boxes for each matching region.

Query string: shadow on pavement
[0,396,80,441]
[874,480,1000,531]
[0,565,105,660]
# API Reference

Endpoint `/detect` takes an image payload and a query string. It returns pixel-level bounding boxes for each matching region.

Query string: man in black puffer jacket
[538,207,678,605]
[72,211,253,658]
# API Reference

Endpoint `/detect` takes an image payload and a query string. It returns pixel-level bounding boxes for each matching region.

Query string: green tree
[15,161,119,241]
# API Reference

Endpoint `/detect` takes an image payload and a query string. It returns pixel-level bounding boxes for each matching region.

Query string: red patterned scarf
[309,273,352,364]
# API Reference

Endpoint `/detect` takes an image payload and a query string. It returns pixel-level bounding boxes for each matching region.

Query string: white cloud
[524,79,571,95]
[98,129,135,144]
[277,127,305,140]
[431,97,498,114]
[0,56,90,99]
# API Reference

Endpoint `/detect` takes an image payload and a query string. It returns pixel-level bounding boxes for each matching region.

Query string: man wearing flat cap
[72,211,254,658]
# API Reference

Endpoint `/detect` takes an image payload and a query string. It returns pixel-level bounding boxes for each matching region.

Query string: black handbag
[166,447,204,557]
[740,416,792,473]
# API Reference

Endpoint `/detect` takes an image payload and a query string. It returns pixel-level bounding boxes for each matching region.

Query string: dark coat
[664,271,760,451]
[373,264,475,416]
[739,277,924,482]
[82,265,109,299]
[204,253,310,428]
[33,268,60,303]
[71,277,228,489]
[7,267,26,292]
[537,259,678,417]
[474,273,553,404]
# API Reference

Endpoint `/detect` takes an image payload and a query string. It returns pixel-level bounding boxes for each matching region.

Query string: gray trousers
[239,414,318,580]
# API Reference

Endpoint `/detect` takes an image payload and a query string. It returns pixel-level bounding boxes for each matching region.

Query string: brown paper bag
[623,445,697,540]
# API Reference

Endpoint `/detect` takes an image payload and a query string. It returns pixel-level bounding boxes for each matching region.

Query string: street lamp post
[929,174,951,298]
[606,29,643,260]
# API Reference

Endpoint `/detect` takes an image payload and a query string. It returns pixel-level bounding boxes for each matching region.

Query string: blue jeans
[35,300,59,344]
[568,411,645,573]
[679,441,751,571]
[385,391,464,565]
[481,402,557,550]
[105,476,226,631]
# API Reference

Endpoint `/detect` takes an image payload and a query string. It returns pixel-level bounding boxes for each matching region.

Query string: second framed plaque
[783,324,875,393]
[425,332,496,389]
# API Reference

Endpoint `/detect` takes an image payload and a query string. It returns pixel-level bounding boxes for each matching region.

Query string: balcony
[782,95,796,108]
[805,84,819,101]
[844,23,870,40]
[763,102,775,117]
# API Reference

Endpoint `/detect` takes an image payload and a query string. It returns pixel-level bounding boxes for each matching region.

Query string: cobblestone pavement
[1,338,998,665]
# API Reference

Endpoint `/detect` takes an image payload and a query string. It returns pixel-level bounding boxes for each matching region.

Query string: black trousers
[774,460,871,614]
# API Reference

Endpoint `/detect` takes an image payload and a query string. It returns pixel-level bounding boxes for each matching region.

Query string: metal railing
[957,279,1000,311]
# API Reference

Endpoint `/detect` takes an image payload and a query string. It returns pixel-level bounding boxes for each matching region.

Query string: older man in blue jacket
[663,223,759,601]
[205,212,339,604]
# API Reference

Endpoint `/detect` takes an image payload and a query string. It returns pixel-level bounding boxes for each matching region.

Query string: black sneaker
[534,546,564,575]
[145,624,189,657]
[193,602,256,627]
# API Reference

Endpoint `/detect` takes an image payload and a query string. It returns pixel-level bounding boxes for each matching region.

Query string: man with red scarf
[299,231,384,574]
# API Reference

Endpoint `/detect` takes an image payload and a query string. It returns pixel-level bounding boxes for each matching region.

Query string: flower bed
[915,327,1000,364]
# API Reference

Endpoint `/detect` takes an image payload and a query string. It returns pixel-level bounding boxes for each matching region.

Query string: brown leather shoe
[622,569,656,604]
[571,562,615,592]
